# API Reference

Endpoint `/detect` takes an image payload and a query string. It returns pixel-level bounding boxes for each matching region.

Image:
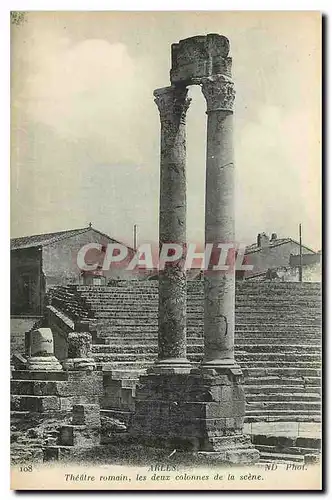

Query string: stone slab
[11,395,60,412]
[11,370,68,381]
[59,425,100,447]
[72,404,101,427]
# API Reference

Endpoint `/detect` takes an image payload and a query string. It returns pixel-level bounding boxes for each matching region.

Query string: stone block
[225,448,260,464]
[72,404,100,427]
[129,369,258,462]
[59,425,100,447]
[170,34,232,85]
[121,388,135,410]
[66,371,103,396]
[59,395,100,411]
[26,356,63,372]
[174,400,245,419]
[296,437,321,449]
[11,370,68,381]
[11,395,60,412]
[29,328,54,357]
[67,332,92,359]
[43,446,72,462]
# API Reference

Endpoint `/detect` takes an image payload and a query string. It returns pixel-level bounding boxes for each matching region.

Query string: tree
[10,12,26,27]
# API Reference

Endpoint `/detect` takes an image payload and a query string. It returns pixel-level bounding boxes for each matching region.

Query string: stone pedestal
[130,34,259,465]
[62,332,96,371]
[130,368,258,464]
[26,328,62,371]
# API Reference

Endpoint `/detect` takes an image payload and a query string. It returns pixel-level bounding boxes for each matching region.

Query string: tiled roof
[245,238,291,254]
[11,227,92,250]
[245,238,315,255]
[10,226,130,251]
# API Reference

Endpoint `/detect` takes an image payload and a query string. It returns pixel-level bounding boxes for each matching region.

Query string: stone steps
[85,301,321,309]
[245,409,320,417]
[98,335,320,346]
[257,451,305,463]
[91,343,321,357]
[92,353,321,371]
[243,367,321,377]
[246,393,320,402]
[95,362,321,380]
[246,401,321,411]
[93,313,320,321]
[245,385,321,395]
[95,334,320,345]
[48,282,322,428]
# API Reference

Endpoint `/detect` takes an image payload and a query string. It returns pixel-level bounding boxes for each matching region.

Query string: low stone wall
[45,306,74,361]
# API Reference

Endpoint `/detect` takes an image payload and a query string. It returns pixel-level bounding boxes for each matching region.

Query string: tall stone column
[130,35,258,464]
[201,74,237,368]
[153,85,191,372]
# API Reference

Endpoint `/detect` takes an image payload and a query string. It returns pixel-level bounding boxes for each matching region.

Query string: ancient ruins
[130,34,258,462]
[10,35,321,466]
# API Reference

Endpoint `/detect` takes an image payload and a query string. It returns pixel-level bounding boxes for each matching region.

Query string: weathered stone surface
[11,352,27,370]
[11,395,60,412]
[59,395,100,411]
[25,328,63,371]
[26,356,63,372]
[72,404,100,427]
[11,370,68,381]
[67,332,92,358]
[43,445,72,462]
[170,34,232,85]
[62,332,96,371]
[130,371,258,461]
[154,85,191,371]
[29,328,54,357]
[128,35,259,465]
[59,425,100,447]
[201,70,236,368]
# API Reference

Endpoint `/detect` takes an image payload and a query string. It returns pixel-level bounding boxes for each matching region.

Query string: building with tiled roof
[243,232,319,280]
[11,225,133,315]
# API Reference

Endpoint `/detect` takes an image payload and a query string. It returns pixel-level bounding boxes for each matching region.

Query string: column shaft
[154,86,191,369]
[201,76,236,367]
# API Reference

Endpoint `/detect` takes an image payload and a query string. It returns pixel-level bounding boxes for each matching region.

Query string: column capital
[201,75,235,113]
[154,85,191,123]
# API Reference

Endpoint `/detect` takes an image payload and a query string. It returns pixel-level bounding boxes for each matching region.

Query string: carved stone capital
[154,86,191,124]
[201,75,235,113]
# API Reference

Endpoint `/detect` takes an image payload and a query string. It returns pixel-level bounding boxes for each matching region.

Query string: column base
[130,368,259,464]
[62,358,96,372]
[148,358,192,374]
[26,356,63,372]
[195,361,243,378]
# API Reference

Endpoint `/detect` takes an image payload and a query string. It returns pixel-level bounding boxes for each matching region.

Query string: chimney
[257,232,270,248]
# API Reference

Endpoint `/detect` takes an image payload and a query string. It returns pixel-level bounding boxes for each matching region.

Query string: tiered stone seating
[72,281,321,425]
[48,285,94,322]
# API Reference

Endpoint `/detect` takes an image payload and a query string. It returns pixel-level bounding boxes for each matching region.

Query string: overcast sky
[11,11,321,250]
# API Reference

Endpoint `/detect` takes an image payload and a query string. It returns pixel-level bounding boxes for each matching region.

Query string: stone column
[62,331,96,372]
[26,328,63,371]
[201,75,237,368]
[153,85,191,372]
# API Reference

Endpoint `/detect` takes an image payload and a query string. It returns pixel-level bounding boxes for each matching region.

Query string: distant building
[11,226,134,315]
[244,232,321,282]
